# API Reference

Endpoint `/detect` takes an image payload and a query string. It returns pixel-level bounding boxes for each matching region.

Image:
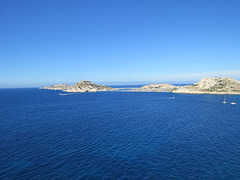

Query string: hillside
[173,77,240,94]
[63,81,113,92]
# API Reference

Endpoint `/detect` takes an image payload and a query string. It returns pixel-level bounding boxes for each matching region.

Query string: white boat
[59,93,68,96]
[231,102,236,105]
[223,97,226,104]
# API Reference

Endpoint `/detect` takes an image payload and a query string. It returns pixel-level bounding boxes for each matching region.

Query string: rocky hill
[173,77,240,94]
[40,84,72,90]
[63,81,113,92]
[142,83,177,92]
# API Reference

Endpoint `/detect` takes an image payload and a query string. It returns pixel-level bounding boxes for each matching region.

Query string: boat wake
[157,97,175,100]
[59,93,72,96]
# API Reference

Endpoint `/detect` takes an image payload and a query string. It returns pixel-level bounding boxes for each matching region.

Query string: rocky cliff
[63,81,113,92]
[40,84,72,90]
[173,77,240,94]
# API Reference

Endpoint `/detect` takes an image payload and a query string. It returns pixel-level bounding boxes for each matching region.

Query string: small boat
[223,97,226,104]
[231,102,236,105]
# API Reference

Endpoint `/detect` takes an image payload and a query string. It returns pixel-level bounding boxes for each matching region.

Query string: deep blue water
[1,88,240,179]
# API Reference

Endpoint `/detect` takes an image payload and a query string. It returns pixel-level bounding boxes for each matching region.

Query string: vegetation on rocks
[173,77,240,94]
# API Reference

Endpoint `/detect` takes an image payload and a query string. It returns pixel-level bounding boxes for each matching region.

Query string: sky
[0,0,240,87]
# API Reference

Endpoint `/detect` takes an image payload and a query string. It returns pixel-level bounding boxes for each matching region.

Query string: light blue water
[0,88,240,179]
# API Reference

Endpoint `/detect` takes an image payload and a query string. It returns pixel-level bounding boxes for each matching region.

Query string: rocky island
[64,81,113,92]
[40,84,72,90]
[172,77,240,94]
[40,81,113,93]
[142,83,177,92]
[140,77,240,94]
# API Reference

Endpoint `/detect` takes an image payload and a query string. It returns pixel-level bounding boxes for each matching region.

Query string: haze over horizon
[1,0,240,88]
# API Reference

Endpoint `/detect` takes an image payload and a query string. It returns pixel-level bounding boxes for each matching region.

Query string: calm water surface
[0,88,240,179]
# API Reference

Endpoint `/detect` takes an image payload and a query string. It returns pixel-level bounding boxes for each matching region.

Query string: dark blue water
[1,88,240,179]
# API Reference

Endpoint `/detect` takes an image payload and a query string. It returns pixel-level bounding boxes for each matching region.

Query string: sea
[0,87,240,179]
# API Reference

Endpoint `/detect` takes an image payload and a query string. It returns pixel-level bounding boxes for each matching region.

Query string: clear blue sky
[0,0,240,87]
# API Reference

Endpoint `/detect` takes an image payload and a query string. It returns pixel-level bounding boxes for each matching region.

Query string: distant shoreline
[39,77,240,95]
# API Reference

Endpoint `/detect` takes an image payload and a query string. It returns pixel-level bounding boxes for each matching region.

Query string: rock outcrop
[142,83,178,92]
[40,84,72,90]
[173,77,240,94]
[63,81,113,92]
